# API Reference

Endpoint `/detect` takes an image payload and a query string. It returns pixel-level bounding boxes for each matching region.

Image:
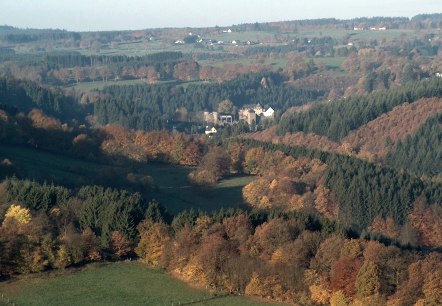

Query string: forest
[386,114,442,177]
[278,77,442,141]
[94,72,323,130]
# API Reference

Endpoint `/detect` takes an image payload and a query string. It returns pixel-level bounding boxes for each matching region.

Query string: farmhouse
[205,126,217,136]
[263,107,275,118]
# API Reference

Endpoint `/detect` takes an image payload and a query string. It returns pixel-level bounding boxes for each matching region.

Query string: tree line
[44,51,184,69]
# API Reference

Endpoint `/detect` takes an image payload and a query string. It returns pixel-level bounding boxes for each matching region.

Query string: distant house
[239,103,273,124]
[222,29,232,33]
[263,107,275,118]
[353,27,364,31]
[203,111,219,125]
[174,40,184,44]
[435,72,442,77]
[244,109,256,125]
[205,126,217,136]
[370,26,387,31]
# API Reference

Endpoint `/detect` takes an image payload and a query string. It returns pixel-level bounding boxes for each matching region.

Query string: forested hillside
[0,78,88,122]
[1,175,440,306]
[238,139,442,230]
[386,114,442,177]
[94,72,323,131]
[278,77,442,141]
[341,97,442,161]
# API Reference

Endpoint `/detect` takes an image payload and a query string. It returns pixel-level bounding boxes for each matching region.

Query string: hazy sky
[1,0,441,31]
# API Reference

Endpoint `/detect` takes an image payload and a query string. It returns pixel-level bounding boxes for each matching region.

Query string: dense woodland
[278,78,442,141]
[386,114,442,178]
[0,174,440,305]
[341,97,442,162]
[0,14,442,306]
[0,78,88,122]
[95,72,322,130]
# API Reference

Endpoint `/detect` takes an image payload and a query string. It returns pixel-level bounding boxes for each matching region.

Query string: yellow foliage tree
[193,215,213,235]
[245,272,268,297]
[136,220,171,266]
[245,272,283,300]
[309,284,331,304]
[422,268,442,305]
[242,178,269,207]
[180,260,207,284]
[356,260,381,298]
[54,245,72,269]
[4,204,31,224]
[341,239,363,259]
[330,290,351,306]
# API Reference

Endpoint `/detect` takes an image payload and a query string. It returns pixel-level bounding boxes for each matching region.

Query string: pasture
[0,145,252,214]
[0,262,269,306]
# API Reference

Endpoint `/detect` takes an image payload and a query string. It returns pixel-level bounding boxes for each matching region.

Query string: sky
[1,0,441,31]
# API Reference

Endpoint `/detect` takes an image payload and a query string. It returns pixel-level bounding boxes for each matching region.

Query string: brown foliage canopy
[341,98,442,161]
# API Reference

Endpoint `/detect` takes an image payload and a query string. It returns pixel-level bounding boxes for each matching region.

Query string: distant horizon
[1,0,441,32]
[1,14,437,33]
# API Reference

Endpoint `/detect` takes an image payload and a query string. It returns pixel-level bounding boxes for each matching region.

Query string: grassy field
[65,79,150,92]
[211,30,276,42]
[66,79,207,93]
[313,56,346,71]
[0,145,253,214]
[296,28,416,41]
[201,57,287,69]
[0,262,270,306]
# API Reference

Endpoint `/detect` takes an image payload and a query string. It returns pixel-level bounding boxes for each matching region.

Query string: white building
[205,126,217,136]
[263,107,275,118]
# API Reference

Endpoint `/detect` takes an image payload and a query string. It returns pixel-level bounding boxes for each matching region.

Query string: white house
[263,107,275,118]
[205,126,217,135]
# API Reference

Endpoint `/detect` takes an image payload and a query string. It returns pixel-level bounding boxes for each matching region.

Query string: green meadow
[0,262,269,306]
[0,145,253,214]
